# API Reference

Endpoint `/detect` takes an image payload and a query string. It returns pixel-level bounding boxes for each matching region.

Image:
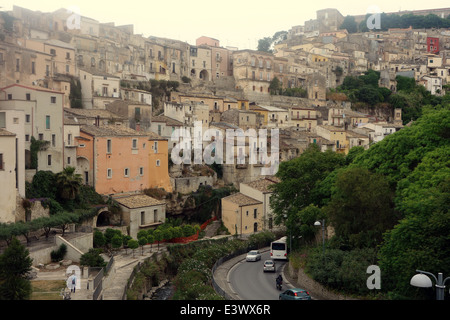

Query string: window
[0,153,3,170]
[47,154,52,166]
[66,65,70,73]
[124,168,129,177]
[254,209,257,219]
[39,133,44,140]
[16,59,20,72]
[31,61,36,74]
[154,141,158,153]
[156,160,160,167]
[68,133,72,145]
[52,134,56,147]
[67,156,71,164]
[7,94,12,100]
[51,96,56,104]
[107,168,112,179]
[139,167,144,176]
[66,52,70,59]
[132,139,138,149]
[25,134,30,142]
[141,211,145,225]
[26,94,31,101]
[107,139,112,153]
[46,116,51,129]
[50,49,56,55]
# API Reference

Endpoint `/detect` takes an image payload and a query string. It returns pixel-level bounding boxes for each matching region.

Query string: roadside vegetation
[272,105,449,300]
[126,231,277,300]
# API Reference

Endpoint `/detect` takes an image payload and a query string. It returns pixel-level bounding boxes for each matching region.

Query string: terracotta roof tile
[222,193,262,207]
[114,194,165,209]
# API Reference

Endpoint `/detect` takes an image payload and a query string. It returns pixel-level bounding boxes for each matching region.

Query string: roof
[222,193,262,207]
[79,67,120,79]
[256,105,287,112]
[242,178,277,193]
[114,194,165,209]
[0,128,16,136]
[318,125,346,132]
[81,124,163,139]
[64,108,125,120]
[151,115,184,127]
[1,84,64,95]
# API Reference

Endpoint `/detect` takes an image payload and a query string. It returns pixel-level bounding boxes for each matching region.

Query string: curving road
[229,251,290,300]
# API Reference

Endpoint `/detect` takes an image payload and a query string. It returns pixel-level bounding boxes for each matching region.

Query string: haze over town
[2,0,450,49]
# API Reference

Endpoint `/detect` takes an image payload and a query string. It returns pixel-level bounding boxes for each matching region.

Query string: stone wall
[286,262,356,300]
[172,176,216,194]
[15,195,50,222]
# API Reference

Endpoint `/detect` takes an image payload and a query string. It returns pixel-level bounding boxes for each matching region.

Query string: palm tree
[56,166,83,200]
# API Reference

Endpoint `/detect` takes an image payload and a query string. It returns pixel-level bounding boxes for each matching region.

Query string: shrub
[80,248,106,268]
[50,243,68,262]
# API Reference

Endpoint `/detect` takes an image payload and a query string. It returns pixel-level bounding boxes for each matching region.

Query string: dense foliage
[271,106,449,299]
[0,237,33,300]
[341,13,450,33]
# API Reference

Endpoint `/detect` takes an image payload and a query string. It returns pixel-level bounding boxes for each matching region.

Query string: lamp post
[410,270,450,300]
[314,219,325,257]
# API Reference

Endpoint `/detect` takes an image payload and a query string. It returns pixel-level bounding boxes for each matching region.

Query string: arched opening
[96,210,112,227]
[190,69,196,77]
[199,69,209,81]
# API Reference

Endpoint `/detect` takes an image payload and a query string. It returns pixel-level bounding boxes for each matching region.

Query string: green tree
[80,248,106,268]
[138,236,148,255]
[270,144,346,226]
[340,16,358,33]
[396,75,416,92]
[287,204,324,248]
[0,237,33,300]
[111,234,123,252]
[257,37,273,53]
[93,230,106,248]
[325,167,398,249]
[153,229,163,251]
[55,166,83,200]
[269,77,282,95]
[127,239,139,257]
[147,234,155,251]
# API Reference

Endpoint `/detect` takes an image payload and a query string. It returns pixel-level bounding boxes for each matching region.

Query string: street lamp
[410,270,450,300]
[314,219,325,256]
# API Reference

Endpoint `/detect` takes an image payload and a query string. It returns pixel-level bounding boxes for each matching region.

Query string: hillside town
[0,5,449,301]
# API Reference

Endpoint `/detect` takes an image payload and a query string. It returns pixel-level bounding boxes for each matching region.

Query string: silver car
[246,250,262,262]
[263,260,276,272]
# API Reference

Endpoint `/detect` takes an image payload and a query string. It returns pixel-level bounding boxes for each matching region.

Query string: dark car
[279,288,311,300]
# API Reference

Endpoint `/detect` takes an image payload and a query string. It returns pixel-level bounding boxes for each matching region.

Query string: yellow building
[290,107,318,131]
[148,133,172,192]
[221,193,263,235]
[249,105,269,126]
[315,125,348,154]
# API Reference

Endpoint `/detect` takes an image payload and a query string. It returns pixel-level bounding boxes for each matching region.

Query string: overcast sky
[2,0,450,49]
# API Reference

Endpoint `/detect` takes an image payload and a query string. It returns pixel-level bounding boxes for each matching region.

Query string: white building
[0,128,18,223]
[0,84,65,173]
[79,68,121,109]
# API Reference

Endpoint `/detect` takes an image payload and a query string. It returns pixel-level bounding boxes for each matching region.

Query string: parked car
[279,288,311,300]
[263,260,276,272]
[246,250,262,262]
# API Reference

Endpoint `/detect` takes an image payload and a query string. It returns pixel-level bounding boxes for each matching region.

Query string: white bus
[270,236,288,260]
